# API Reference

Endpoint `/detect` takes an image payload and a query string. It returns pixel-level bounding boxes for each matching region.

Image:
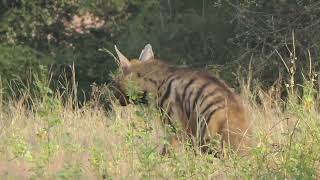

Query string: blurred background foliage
[0,0,319,100]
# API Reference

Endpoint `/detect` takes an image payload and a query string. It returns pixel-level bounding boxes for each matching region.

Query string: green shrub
[0,43,42,97]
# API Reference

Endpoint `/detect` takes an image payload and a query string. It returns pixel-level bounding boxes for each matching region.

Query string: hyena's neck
[145,61,175,94]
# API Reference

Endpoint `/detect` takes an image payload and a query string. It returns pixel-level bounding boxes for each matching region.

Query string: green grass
[0,74,320,179]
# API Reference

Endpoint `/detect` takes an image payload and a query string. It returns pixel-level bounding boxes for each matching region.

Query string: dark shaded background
[0,0,319,100]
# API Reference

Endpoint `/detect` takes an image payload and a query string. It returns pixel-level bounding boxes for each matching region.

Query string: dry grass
[0,74,319,179]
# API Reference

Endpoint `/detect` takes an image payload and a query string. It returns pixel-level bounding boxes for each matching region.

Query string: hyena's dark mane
[163,63,236,95]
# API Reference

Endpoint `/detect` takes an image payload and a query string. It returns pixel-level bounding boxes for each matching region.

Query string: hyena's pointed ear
[139,44,154,62]
[115,45,130,73]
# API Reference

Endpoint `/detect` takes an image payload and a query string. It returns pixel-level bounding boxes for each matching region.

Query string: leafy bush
[0,43,42,97]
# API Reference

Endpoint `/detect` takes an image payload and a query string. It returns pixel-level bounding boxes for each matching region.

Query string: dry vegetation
[0,66,319,179]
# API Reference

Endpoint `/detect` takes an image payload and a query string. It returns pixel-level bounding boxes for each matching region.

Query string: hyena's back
[158,69,251,154]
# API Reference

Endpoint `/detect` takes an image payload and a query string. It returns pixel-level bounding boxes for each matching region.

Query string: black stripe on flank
[157,80,165,91]
[159,78,176,108]
[185,91,193,119]
[182,78,196,101]
[175,90,183,106]
[146,78,157,86]
[192,82,211,112]
[200,102,225,143]
[200,102,226,144]
[200,108,219,143]
[199,89,220,107]
[200,98,225,116]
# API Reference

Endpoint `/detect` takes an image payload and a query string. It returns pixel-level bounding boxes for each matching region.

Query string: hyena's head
[113,44,158,106]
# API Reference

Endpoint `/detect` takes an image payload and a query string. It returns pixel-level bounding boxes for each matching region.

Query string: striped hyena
[113,44,251,156]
